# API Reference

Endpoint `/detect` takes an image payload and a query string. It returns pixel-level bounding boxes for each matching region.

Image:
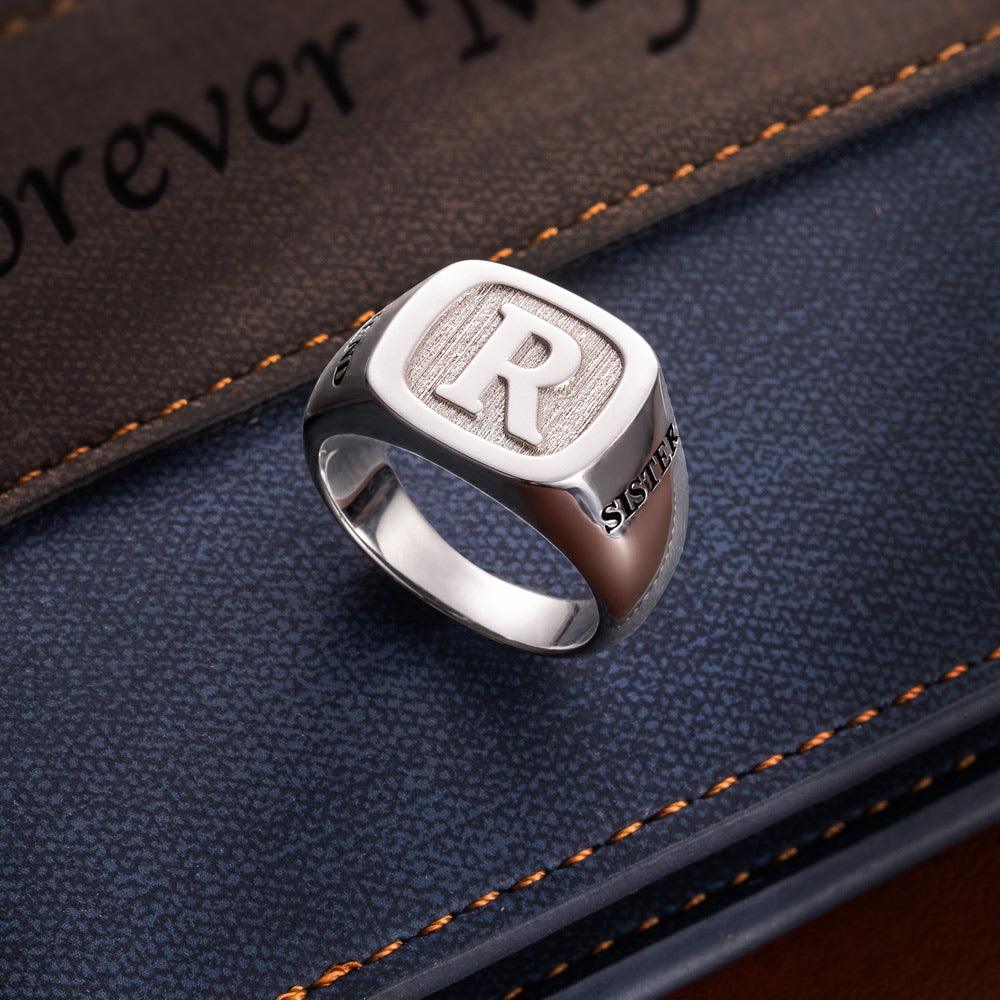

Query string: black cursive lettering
[16,147,84,245]
[0,8,695,283]
[295,23,361,116]
[245,60,311,145]
[145,87,230,174]
[0,194,23,279]
[104,125,168,210]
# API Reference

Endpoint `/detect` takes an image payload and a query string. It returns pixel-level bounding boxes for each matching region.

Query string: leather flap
[2,0,1000,525]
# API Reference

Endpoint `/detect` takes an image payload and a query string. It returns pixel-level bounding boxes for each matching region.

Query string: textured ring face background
[405,282,624,456]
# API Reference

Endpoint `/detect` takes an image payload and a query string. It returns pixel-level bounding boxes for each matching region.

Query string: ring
[304,260,688,655]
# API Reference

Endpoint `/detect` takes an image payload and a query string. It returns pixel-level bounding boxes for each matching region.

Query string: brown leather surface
[669,821,1000,1000]
[2,1,1000,527]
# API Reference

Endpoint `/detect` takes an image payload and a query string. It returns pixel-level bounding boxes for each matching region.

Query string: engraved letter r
[435,303,582,446]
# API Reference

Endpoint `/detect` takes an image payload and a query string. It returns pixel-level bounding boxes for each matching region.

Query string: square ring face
[367,260,659,484]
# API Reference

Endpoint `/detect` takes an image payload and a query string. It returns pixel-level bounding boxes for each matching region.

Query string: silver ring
[304,261,688,655]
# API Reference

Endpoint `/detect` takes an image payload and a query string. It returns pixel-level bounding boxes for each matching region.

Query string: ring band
[303,260,688,655]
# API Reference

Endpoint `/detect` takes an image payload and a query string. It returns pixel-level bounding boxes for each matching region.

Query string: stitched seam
[486,23,1000,264]
[495,745,992,1000]
[0,0,79,39]
[4,24,999,499]
[3,316,372,491]
[274,643,1000,999]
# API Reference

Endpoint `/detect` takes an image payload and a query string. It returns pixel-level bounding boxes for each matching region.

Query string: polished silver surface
[304,260,688,655]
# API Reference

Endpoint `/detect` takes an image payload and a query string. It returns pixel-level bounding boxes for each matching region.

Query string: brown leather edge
[2,43,999,530]
[669,819,1000,1000]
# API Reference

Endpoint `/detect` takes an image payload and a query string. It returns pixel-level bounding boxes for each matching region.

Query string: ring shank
[317,434,601,653]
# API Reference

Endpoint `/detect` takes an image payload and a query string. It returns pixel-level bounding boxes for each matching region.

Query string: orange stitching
[418,914,453,937]
[465,890,500,911]
[531,226,559,245]
[560,847,593,867]
[940,664,969,681]
[276,644,999,998]
[797,730,833,753]
[652,799,689,820]
[5,320,356,493]
[492,746,990,1000]
[0,0,77,38]
[159,398,188,416]
[893,684,925,705]
[513,871,546,890]
[578,202,608,222]
[937,41,967,61]
[301,333,330,349]
[848,708,879,727]
[110,421,140,440]
[313,962,361,988]
[703,775,738,797]
[607,821,643,843]
[0,15,29,35]
[7,25,1000,502]
[751,752,784,773]
[366,940,403,963]
[544,961,569,980]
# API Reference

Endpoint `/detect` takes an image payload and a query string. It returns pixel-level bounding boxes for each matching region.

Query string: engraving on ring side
[332,314,377,386]
[600,424,679,534]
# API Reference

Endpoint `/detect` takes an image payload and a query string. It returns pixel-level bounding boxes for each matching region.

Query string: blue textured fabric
[3,79,1000,1000]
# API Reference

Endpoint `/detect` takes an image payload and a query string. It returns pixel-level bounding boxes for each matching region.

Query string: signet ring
[304,260,688,655]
